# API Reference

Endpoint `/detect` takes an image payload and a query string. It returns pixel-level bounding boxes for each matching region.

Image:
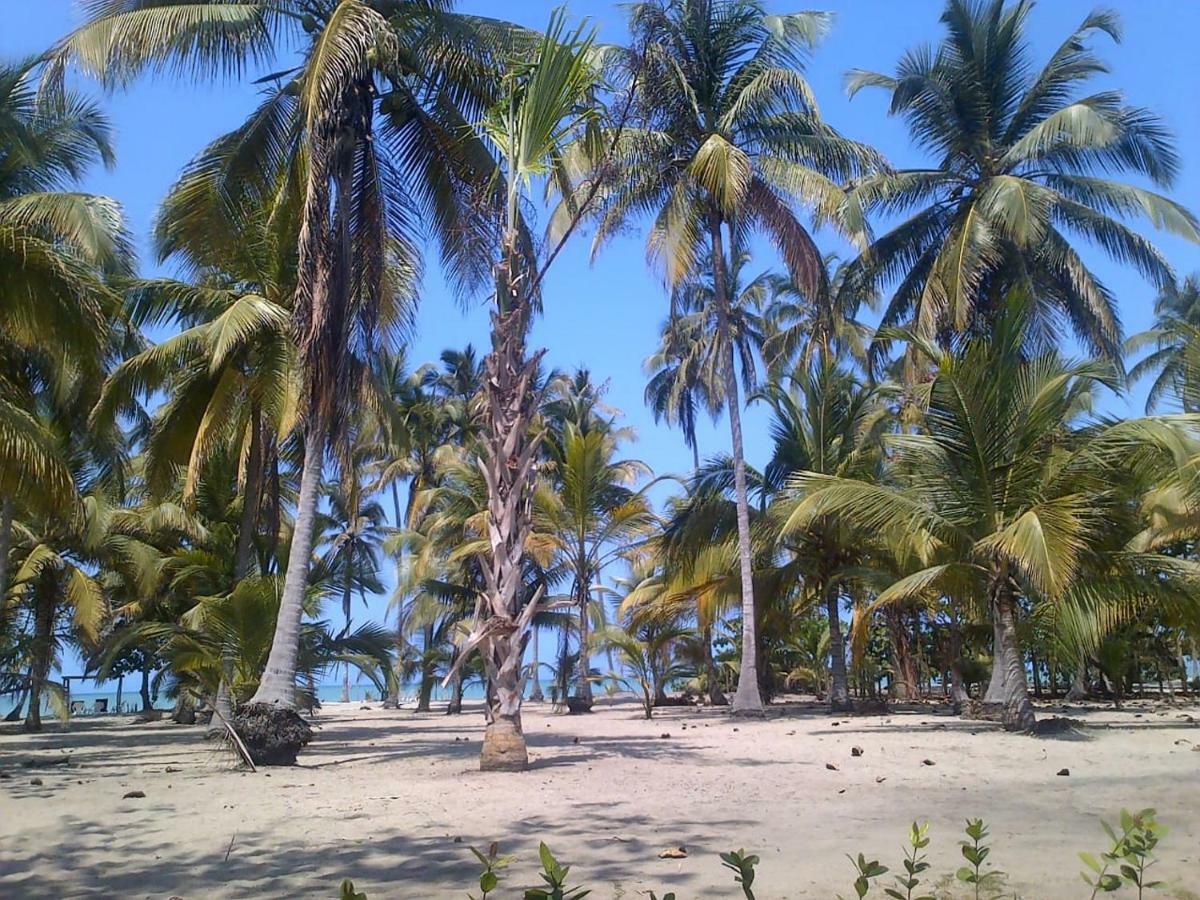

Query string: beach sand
[2,697,1198,898]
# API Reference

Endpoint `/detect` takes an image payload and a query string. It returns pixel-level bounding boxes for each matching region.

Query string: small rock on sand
[30,777,43,786]
[1057,768,1070,776]
[659,847,688,859]
[851,746,864,757]
[921,759,936,766]
[826,763,839,771]
[123,790,146,799]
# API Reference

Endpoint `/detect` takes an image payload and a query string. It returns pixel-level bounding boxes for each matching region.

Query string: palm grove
[2,0,1199,769]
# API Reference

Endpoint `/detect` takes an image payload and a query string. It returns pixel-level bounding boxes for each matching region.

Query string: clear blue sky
[6,1,1199,679]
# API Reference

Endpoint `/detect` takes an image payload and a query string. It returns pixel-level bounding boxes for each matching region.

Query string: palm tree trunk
[826,587,852,712]
[247,414,326,708]
[384,481,405,708]
[417,645,435,713]
[988,566,1035,731]
[983,613,1008,704]
[703,620,727,705]
[709,216,763,716]
[233,408,264,581]
[1066,656,1088,701]
[886,605,918,701]
[209,410,264,733]
[265,447,282,575]
[947,611,970,711]
[447,666,464,715]
[341,552,353,704]
[571,568,593,711]
[0,495,12,605]
[139,659,152,712]
[474,232,542,770]
[529,626,544,701]
[24,582,54,732]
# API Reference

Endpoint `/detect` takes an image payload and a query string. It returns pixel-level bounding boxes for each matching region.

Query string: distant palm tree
[545,420,654,710]
[1128,275,1200,413]
[319,470,387,703]
[585,0,882,714]
[844,0,1199,363]
[761,255,875,376]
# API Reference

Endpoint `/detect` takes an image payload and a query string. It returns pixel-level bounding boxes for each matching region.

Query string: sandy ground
[2,696,1199,899]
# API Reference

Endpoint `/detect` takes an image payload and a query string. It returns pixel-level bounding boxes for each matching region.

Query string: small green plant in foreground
[720,849,760,899]
[523,842,590,900]
[337,808,1173,898]
[468,843,516,899]
[956,818,1004,898]
[1080,808,1167,899]
[887,822,934,900]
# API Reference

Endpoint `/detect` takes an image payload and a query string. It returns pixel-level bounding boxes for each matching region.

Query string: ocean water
[0,679,550,719]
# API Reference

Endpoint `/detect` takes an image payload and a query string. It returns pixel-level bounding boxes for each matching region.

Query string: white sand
[2,697,1198,898]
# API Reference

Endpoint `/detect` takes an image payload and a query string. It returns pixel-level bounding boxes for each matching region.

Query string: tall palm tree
[441,13,611,770]
[647,247,771,707]
[843,0,1199,363]
[783,300,1197,730]
[0,57,133,603]
[582,0,882,713]
[48,1,516,750]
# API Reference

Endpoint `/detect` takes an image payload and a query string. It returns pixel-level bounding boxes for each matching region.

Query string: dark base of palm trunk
[566,695,593,714]
[829,699,855,714]
[232,703,313,766]
[480,717,527,771]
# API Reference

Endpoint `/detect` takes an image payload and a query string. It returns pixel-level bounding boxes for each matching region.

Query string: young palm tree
[844,0,1198,362]
[761,362,890,710]
[783,300,1197,730]
[545,420,654,710]
[583,0,882,713]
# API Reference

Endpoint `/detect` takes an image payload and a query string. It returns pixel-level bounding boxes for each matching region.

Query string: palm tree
[644,309,722,472]
[48,0,520,753]
[444,13,610,770]
[583,0,882,713]
[1128,275,1200,413]
[762,362,890,710]
[844,0,1198,363]
[319,470,387,703]
[545,417,654,711]
[783,300,1197,730]
[0,57,133,603]
[761,255,875,376]
[595,621,691,719]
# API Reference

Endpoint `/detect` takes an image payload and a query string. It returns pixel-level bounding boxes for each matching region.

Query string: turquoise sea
[0,678,555,719]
